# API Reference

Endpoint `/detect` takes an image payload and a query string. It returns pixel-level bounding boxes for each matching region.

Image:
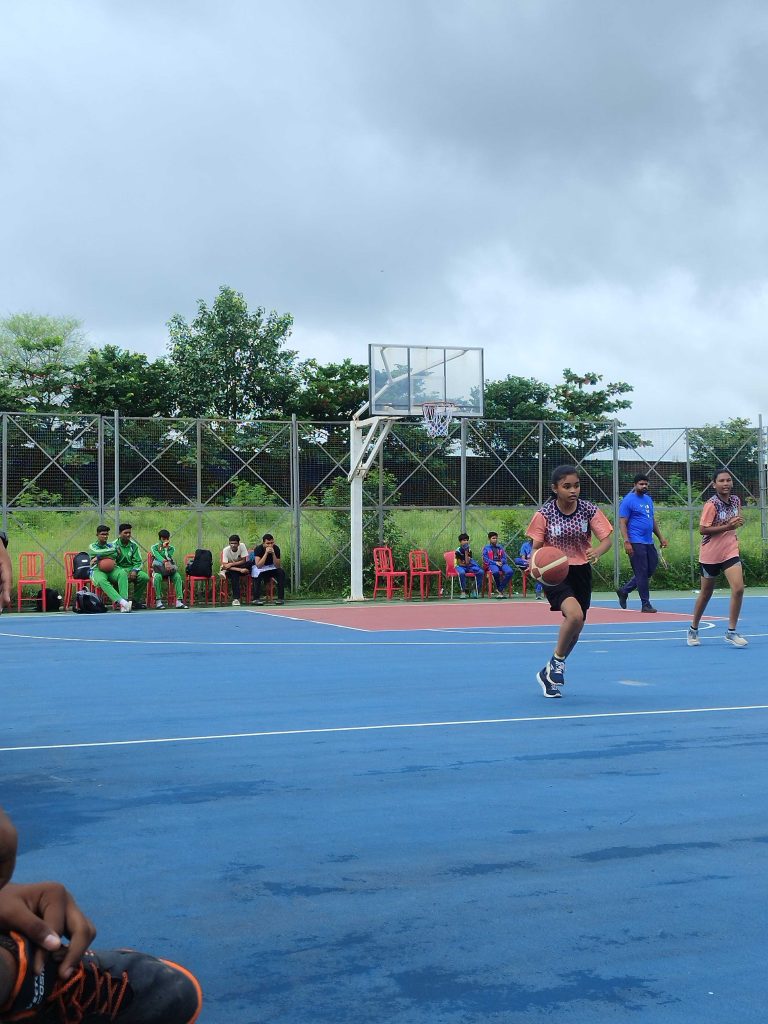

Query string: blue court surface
[2,595,767,1023]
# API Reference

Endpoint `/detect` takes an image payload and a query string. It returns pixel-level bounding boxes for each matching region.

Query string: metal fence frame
[3,411,767,595]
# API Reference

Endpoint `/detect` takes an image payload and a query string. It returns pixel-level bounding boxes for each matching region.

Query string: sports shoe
[231,599,240,607]
[641,604,658,613]
[495,591,505,599]
[175,600,187,609]
[536,668,562,698]
[545,655,566,687]
[616,588,628,610]
[724,630,748,648]
[120,600,132,613]
[0,931,202,1024]
[459,591,468,600]
[254,599,266,606]
[470,588,478,599]
[155,601,165,609]
[275,599,285,605]
[687,627,700,647]
[132,602,145,611]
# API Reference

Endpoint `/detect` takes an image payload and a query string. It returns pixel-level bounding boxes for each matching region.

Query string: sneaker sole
[724,635,748,647]
[686,638,700,647]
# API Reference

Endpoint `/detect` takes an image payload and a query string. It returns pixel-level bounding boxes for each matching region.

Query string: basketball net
[421,401,457,438]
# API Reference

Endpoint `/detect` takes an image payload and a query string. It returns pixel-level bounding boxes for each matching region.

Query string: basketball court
[2,590,766,1024]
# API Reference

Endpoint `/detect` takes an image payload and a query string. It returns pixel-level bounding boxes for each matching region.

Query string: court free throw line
[2,704,768,754]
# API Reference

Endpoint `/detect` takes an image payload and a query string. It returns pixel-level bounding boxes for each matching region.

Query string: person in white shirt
[221,534,250,605]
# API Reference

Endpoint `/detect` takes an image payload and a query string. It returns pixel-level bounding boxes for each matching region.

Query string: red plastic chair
[17,552,46,611]
[483,567,514,598]
[217,571,254,605]
[63,551,95,610]
[183,554,216,606]
[408,550,442,599]
[443,551,480,598]
[372,546,409,600]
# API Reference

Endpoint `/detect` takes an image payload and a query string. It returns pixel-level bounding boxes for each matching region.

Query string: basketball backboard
[368,345,484,417]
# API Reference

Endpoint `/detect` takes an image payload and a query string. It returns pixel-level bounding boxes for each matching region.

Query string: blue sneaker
[545,656,566,687]
[536,669,562,698]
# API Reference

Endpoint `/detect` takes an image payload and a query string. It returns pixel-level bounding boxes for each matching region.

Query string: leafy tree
[483,375,552,421]
[0,313,88,410]
[69,345,177,416]
[687,417,760,496]
[549,368,642,459]
[167,286,298,419]
[293,358,368,420]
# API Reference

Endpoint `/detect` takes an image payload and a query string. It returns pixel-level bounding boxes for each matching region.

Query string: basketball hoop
[421,401,457,438]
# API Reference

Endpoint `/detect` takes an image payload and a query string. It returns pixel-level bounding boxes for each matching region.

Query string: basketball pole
[347,402,399,601]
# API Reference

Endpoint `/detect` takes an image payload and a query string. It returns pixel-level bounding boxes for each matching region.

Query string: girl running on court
[688,468,748,648]
[526,465,614,697]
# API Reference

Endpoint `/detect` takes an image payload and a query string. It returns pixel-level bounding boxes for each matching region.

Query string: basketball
[529,546,569,587]
[98,557,116,573]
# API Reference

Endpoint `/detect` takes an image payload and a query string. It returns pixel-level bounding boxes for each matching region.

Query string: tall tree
[549,368,639,458]
[0,313,88,410]
[69,345,177,417]
[483,375,552,420]
[167,286,298,419]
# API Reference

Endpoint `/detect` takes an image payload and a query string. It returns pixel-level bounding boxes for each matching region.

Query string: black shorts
[699,556,741,579]
[543,562,592,618]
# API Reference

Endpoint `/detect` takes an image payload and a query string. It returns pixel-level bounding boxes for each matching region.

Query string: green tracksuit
[150,541,184,603]
[114,537,149,604]
[88,540,128,604]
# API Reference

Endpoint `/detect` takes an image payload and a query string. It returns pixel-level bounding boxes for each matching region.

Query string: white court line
[0,626,759,648]
[2,703,768,754]
[243,607,369,631]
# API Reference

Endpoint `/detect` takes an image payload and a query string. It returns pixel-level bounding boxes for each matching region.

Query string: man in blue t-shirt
[616,474,668,612]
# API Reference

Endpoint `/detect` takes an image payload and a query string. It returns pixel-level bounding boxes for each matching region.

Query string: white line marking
[2,704,768,754]
[245,608,368,631]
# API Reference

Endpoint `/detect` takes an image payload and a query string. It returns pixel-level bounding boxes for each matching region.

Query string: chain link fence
[3,412,767,597]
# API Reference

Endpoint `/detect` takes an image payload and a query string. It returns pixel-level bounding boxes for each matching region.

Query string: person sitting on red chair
[249,533,286,606]
[454,534,482,599]
[482,532,514,599]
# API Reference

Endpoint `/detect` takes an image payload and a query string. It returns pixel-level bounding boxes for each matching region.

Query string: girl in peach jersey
[687,468,747,648]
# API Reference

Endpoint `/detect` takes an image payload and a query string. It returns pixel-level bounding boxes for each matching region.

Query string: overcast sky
[2,0,767,428]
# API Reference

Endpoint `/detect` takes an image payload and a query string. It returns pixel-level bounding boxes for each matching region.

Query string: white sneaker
[120,599,132,613]
[687,628,700,647]
[176,600,187,609]
[724,630,748,648]
[232,599,240,607]
[155,601,165,609]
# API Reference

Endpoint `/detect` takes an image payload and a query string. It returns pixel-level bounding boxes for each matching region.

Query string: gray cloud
[2,0,768,426]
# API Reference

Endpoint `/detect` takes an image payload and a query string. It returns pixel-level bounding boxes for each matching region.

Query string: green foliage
[0,313,88,410]
[70,346,176,417]
[483,376,552,420]
[688,418,759,471]
[228,479,279,508]
[549,368,644,458]
[293,359,368,420]
[167,286,298,419]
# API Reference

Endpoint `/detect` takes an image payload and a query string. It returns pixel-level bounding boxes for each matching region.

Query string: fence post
[685,428,696,587]
[460,418,468,533]
[612,419,620,586]
[196,419,203,549]
[291,415,301,591]
[97,416,105,520]
[1,413,7,533]
[759,415,767,545]
[113,411,120,530]
[349,421,364,600]
[537,421,544,506]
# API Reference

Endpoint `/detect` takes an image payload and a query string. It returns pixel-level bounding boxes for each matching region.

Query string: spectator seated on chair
[516,539,543,599]
[150,529,187,609]
[454,533,482,599]
[89,525,132,612]
[114,523,150,610]
[249,533,286,605]
[221,534,250,606]
[482,531,514,598]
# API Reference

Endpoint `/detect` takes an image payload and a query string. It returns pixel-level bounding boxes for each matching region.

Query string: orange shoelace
[49,960,130,1023]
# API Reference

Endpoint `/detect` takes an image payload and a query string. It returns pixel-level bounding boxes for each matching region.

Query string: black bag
[72,551,91,580]
[35,588,62,612]
[185,549,213,578]
[74,589,106,613]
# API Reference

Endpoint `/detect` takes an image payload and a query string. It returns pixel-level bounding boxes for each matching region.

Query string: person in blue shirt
[515,539,543,599]
[454,534,482,598]
[482,532,514,598]
[616,473,668,612]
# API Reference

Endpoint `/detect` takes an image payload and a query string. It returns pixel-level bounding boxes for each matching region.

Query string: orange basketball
[529,546,569,587]
[98,557,116,573]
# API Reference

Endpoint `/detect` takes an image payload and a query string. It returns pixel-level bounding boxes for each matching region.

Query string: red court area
[261,601,696,631]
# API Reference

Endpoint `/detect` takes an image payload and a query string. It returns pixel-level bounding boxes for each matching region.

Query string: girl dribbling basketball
[526,465,613,697]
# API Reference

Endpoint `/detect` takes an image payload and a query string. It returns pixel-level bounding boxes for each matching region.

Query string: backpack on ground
[72,551,91,580]
[35,588,62,612]
[185,549,213,577]
[74,589,107,613]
